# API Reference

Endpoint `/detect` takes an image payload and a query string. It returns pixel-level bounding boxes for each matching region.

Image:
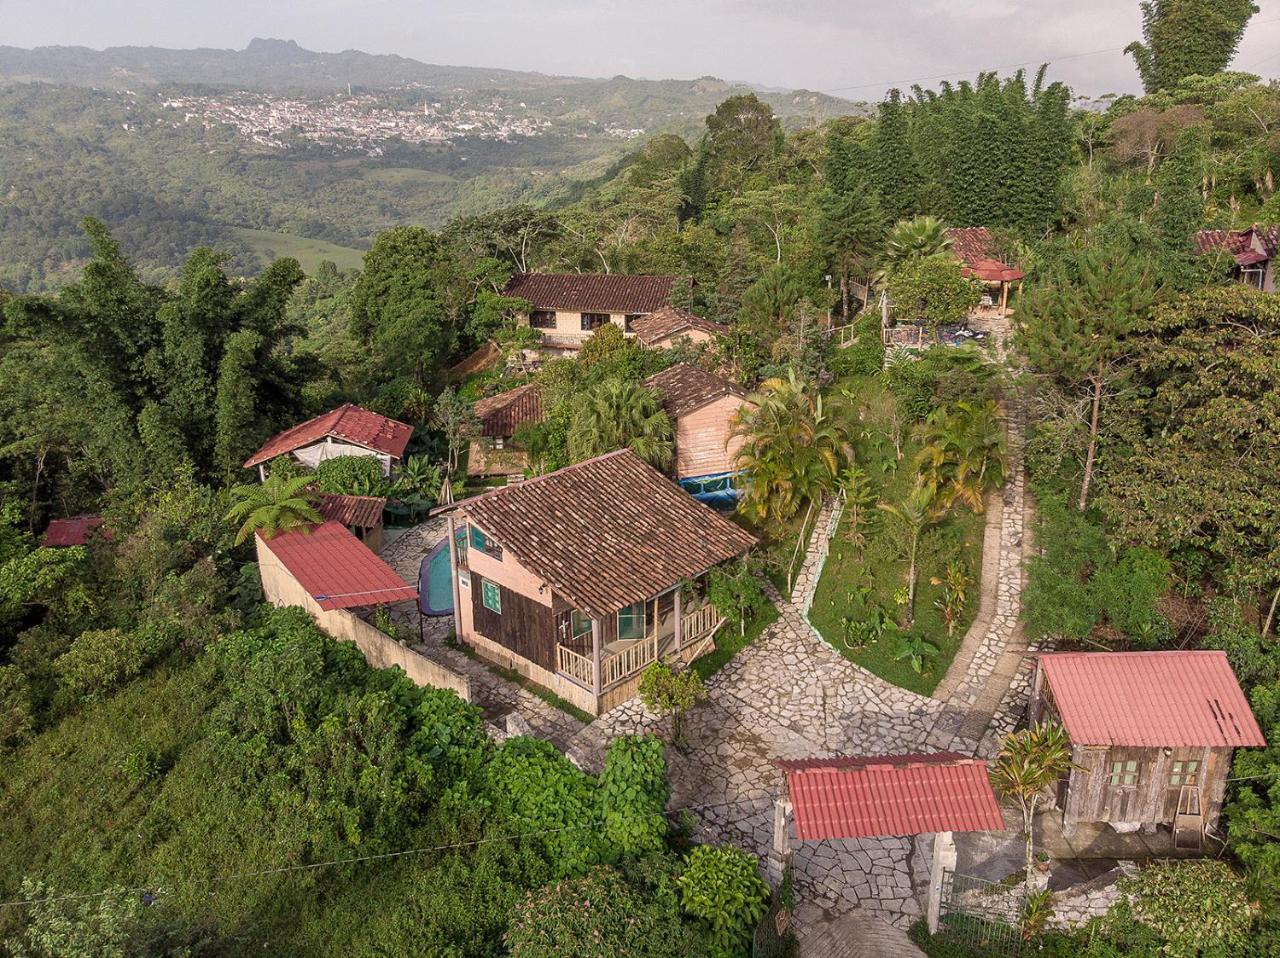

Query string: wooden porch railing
[557,644,595,688]
[602,635,659,689]
[680,603,722,642]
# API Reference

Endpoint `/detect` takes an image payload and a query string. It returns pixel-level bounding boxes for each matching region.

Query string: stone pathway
[379,520,585,749]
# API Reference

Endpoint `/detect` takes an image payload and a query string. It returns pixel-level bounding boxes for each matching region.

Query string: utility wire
[819,16,1280,96]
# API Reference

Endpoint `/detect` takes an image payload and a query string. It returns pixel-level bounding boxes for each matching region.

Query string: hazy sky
[5,0,1280,99]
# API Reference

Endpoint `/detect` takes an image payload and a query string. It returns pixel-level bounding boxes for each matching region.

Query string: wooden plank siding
[470,573,558,672]
[674,394,749,480]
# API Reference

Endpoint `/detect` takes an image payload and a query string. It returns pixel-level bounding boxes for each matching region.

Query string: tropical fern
[225,472,322,545]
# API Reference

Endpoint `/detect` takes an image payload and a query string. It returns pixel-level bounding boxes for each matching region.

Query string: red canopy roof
[259,521,417,610]
[43,515,106,547]
[780,753,1005,841]
[243,404,413,469]
[962,258,1025,283]
[1040,651,1265,749]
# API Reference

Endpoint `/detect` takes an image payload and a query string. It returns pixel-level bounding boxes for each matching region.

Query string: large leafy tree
[1017,240,1157,511]
[886,254,982,341]
[1103,285,1280,631]
[1126,0,1259,94]
[819,121,886,319]
[700,93,782,197]
[732,369,854,523]
[567,381,673,469]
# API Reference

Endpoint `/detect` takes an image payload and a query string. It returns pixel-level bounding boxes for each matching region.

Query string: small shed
[43,514,107,548]
[1030,651,1265,847]
[631,307,729,350]
[317,492,387,552]
[945,227,1024,316]
[773,753,1005,932]
[467,384,543,479]
[243,403,413,480]
[643,364,754,504]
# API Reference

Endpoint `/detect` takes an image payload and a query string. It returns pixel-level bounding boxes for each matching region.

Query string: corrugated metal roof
[1040,651,1265,748]
[781,753,1005,841]
[259,520,417,611]
[244,404,413,468]
[43,515,105,547]
[505,273,687,314]
[317,493,386,529]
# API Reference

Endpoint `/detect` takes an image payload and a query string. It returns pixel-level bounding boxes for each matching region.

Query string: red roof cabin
[504,272,691,359]
[467,384,543,479]
[43,514,107,548]
[945,227,1025,318]
[1029,651,1265,848]
[243,403,413,480]
[1193,224,1277,292]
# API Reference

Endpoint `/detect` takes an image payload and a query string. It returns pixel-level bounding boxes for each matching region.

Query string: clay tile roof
[1040,651,1265,749]
[945,227,1023,281]
[473,384,543,438]
[1193,225,1279,260]
[631,307,729,346]
[243,404,413,469]
[43,514,105,547]
[644,364,749,419]
[504,273,688,314]
[779,753,1005,841]
[259,520,416,611]
[447,449,756,618]
[317,493,386,529]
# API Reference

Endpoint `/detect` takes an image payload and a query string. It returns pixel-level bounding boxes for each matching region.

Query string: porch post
[766,796,793,888]
[591,618,602,698]
[999,281,1009,317]
[926,830,957,934]
[673,587,683,653]
[446,515,463,642]
[258,463,266,482]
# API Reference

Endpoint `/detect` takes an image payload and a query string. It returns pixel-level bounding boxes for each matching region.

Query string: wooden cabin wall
[1064,743,1233,829]
[471,574,557,671]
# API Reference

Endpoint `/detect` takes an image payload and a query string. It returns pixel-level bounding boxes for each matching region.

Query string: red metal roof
[43,515,105,547]
[259,520,417,611]
[780,753,1005,841]
[243,404,413,468]
[317,493,386,529]
[1040,651,1265,749]
[504,273,688,314]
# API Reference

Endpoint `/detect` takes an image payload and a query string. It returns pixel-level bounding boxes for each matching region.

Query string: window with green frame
[617,601,646,640]
[469,525,503,560]
[1108,759,1140,787]
[570,610,592,639]
[481,580,502,614]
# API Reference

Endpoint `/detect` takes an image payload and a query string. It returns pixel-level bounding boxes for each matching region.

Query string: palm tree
[567,380,674,469]
[881,215,952,275]
[225,472,322,545]
[732,369,855,524]
[877,479,943,625]
[916,400,1008,512]
[991,723,1075,887]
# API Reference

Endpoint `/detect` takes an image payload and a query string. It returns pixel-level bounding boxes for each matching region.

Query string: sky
[4,0,1280,99]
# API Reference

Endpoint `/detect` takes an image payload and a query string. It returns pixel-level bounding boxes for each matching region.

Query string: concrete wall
[651,328,715,349]
[674,394,751,480]
[257,536,471,701]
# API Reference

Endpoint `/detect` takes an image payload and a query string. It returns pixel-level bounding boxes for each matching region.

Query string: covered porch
[554,577,725,695]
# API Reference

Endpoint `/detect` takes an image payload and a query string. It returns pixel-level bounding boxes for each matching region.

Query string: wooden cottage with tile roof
[243,403,413,479]
[1030,651,1265,847]
[944,227,1024,317]
[631,307,729,350]
[1193,224,1277,291]
[467,383,543,479]
[644,364,754,505]
[435,449,757,715]
[504,272,691,356]
[317,492,388,552]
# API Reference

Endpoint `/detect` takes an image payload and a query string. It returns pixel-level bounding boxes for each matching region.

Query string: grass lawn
[231,226,367,273]
[693,600,780,681]
[807,377,987,696]
[732,509,811,600]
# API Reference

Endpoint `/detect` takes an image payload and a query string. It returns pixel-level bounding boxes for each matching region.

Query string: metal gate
[936,870,1026,956]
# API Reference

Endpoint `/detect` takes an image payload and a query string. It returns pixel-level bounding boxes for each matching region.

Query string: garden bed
[807,378,986,696]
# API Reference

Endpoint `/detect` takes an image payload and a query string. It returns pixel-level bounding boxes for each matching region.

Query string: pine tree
[873,90,923,222]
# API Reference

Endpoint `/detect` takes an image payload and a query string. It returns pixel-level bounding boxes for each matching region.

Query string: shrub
[1092,547,1170,642]
[505,867,694,958]
[1122,860,1257,957]
[312,454,390,497]
[54,628,150,698]
[677,844,769,958]
[638,662,707,745]
[0,664,34,748]
[600,735,670,858]
[4,877,141,958]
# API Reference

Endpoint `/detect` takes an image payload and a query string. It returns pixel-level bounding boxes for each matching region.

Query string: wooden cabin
[1193,225,1278,292]
[1030,651,1265,847]
[243,403,413,480]
[631,307,729,350]
[504,273,690,357]
[317,492,387,553]
[467,384,543,480]
[644,364,754,505]
[434,449,756,715]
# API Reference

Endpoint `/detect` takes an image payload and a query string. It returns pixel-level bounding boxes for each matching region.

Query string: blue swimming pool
[419,538,455,616]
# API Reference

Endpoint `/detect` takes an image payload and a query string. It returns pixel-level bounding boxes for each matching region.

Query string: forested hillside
[2,2,1280,954]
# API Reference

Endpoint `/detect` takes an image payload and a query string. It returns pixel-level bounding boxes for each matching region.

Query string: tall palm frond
[225,472,322,545]
[567,380,674,469]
